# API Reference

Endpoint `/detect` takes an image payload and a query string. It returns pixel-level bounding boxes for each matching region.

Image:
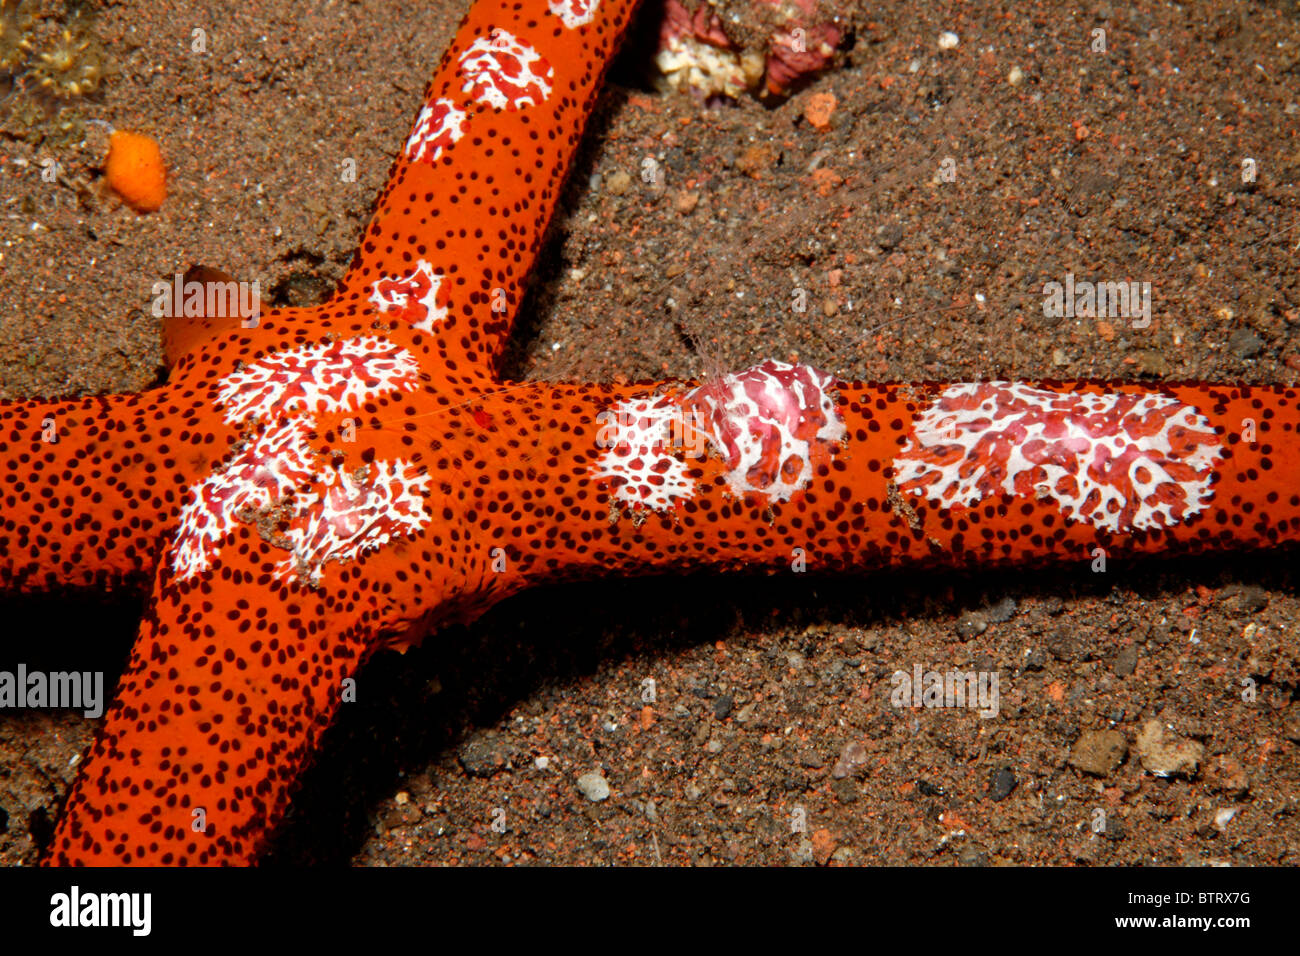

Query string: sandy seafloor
[0,0,1297,865]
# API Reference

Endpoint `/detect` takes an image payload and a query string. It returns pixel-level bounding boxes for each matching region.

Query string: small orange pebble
[811,167,843,196]
[803,91,837,131]
[104,130,167,213]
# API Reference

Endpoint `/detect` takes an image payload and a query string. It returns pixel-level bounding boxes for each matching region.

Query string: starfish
[1,0,1297,866]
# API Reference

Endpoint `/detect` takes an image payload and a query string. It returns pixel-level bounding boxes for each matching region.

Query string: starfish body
[0,0,1296,864]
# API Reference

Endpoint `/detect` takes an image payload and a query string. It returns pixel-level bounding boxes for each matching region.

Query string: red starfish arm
[484,375,1300,587]
[331,0,640,372]
[45,522,377,866]
[0,392,190,592]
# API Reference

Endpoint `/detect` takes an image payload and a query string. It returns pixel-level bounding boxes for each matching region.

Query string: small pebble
[1007,66,1024,85]
[811,828,837,865]
[955,611,988,640]
[1069,729,1128,776]
[797,749,826,769]
[1112,644,1138,677]
[1207,754,1249,795]
[1223,583,1268,613]
[957,845,989,866]
[984,596,1018,624]
[457,731,510,777]
[1046,627,1095,663]
[938,31,959,49]
[604,170,633,195]
[832,740,869,779]
[576,770,610,802]
[876,222,904,249]
[1135,719,1203,777]
[803,91,837,131]
[1135,349,1171,376]
[1228,328,1264,359]
[790,839,815,865]
[917,779,945,797]
[989,767,1016,801]
[736,144,776,178]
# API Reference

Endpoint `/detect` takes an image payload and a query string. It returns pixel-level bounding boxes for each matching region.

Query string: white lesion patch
[404,98,469,165]
[548,0,599,29]
[590,359,845,512]
[279,460,431,586]
[173,336,431,584]
[171,417,319,580]
[369,260,450,333]
[893,382,1225,533]
[216,336,421,424]
[458,28,553,110]
[592,394,699,511]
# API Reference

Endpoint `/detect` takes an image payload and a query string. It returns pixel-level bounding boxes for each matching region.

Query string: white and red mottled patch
[369,260,450,333]
[216,336,421,424]
[592,394,699,511]
[591,359,844,510]
[405,98,468,165]
[458,29,553,110]
[174,336,430,582]
[548,0,599,29]
[281,460,431,585]
[685,359,844,501]
[172,417,319,579]
[893,382,1225,533]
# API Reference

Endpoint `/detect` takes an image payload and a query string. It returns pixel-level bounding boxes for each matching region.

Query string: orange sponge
[105,130,167,213]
